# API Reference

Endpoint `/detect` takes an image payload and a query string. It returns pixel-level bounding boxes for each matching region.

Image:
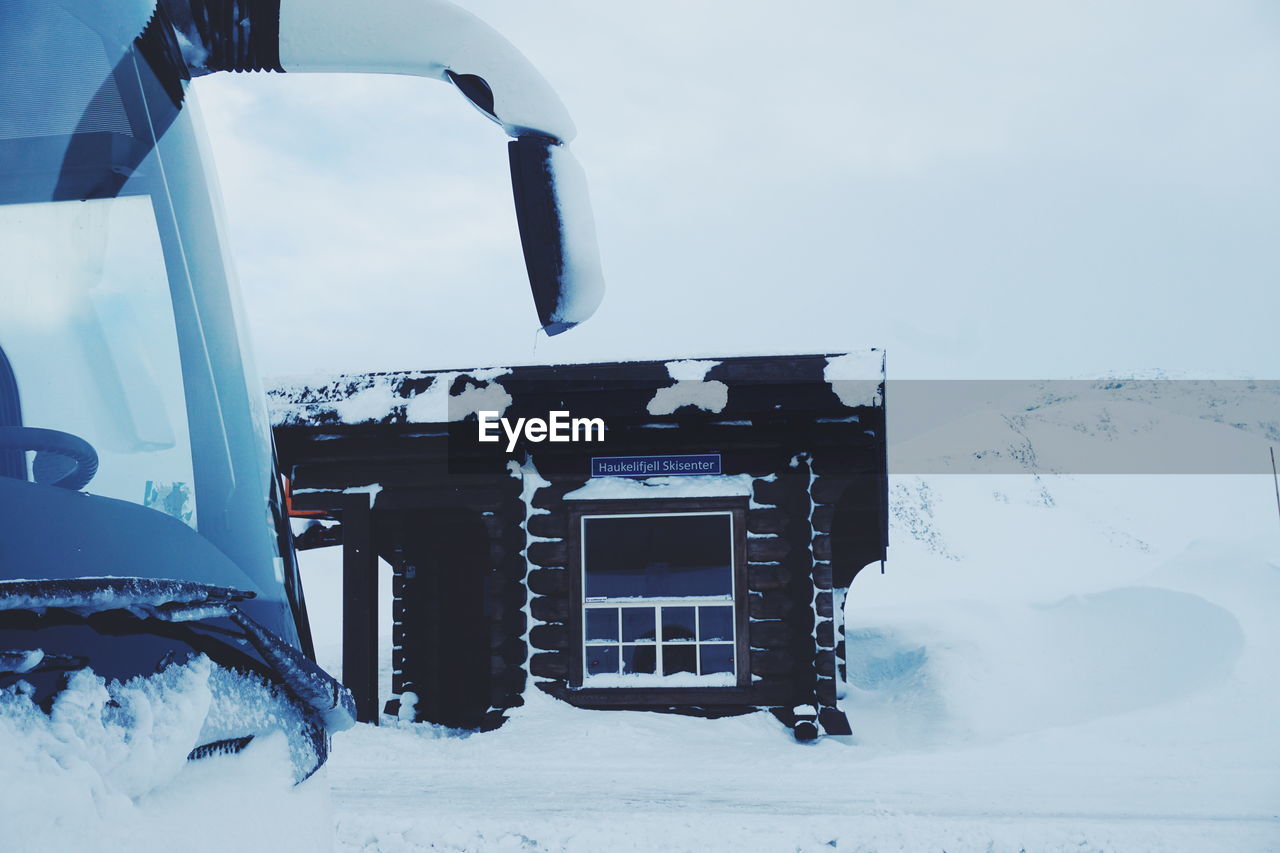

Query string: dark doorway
[396,507,491,729]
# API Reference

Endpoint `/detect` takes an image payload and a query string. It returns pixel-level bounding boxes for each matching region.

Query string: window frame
[567,497,750,690]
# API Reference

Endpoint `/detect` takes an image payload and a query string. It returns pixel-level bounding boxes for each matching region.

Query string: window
[573,503,747,688]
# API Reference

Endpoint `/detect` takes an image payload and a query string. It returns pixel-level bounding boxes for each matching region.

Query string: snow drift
[5,381,1276,852]
[0,657,334,851]
[313,380,1280,851]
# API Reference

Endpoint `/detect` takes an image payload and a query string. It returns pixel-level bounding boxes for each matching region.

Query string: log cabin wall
[271,353,886,740]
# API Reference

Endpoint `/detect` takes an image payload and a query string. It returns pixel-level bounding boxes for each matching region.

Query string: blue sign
[591,453,722,478]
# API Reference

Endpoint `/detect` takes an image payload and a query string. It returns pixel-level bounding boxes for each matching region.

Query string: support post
[341,494,378,723]
[292,491,379,724]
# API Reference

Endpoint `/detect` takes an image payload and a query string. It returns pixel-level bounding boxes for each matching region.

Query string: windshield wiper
[0,577,354,732]
[0,648,86,675]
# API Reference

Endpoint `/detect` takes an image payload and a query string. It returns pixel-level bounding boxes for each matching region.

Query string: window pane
[585,608,619,642]
[583,514,732,599]
[585,645,619,675]
[622,645,656,675]
[662,644,697,675]
[700,643,735,675]
[698,606,734,641]
[662,606,696,642]
[622,607,657,642]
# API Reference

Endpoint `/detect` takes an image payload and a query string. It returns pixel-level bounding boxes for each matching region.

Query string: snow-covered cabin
[270,353,887,740]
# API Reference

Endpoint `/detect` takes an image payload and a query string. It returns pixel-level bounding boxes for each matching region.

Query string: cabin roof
[267,351,884,429]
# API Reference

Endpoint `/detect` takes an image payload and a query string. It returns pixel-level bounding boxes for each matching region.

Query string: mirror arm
[274,0,575,141]
[166,0,604,333]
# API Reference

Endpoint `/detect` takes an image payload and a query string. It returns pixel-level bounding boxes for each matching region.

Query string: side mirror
[508,136,605,335]
[267,0,606,335]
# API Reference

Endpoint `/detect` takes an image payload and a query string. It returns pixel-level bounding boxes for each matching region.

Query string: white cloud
[194,0,1280,380]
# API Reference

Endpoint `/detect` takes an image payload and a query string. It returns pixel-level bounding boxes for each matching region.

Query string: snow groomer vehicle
[0,0,603,782]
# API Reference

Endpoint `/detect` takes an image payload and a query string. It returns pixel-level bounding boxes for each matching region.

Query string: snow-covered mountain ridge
[835,381,1280,843]
[889,378,1280,475]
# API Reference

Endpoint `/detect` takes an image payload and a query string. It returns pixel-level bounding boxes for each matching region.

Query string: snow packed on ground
[0,660,333,852]
[2,390,1278,851]
[307,492,1279,853]
[303,385,1280,852]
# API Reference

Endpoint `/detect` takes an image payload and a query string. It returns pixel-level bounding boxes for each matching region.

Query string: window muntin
[581,511,738,686]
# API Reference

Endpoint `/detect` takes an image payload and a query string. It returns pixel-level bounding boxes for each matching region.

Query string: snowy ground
[4,391,1279,851]
[303,473,1280,853]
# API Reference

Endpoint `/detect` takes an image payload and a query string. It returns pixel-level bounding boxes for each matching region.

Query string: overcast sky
[193,0,1279,381]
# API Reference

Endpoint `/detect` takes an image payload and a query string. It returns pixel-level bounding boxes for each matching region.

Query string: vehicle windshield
[0,3,300,644]
[0,195,197,518]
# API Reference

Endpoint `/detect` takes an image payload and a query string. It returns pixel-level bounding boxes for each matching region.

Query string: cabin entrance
[394,507,491,729]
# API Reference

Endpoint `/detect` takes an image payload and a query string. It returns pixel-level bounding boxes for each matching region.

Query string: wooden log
[747,536,791,563]
[527,568,570,596]
[499,638,527,665]
[751,478,788,507]
[811,475,853,505]
[495,526,527,554]
[747,563,789,590]
[814,649,836,676]
[530,481,581,510]
[529,652,569,679]
[480,513,505,540]
[753,477,810,511]
[747,620,791,649]
[527,539,568,568]
[749,593,793,619]
[480,709,510,732]
[488,594,515,620]
[495,495,527,522]
[716,446,793,474]
[818,706,852,736]
[499,579,527,609]
[814,618,835,648]
[495,554,528,580]
[500,609,527,638]
[746,507,788,535]
[810,446,880,476]
[495,666,527,695]
[489,621,511,650]
[530,595,571,623]
[497,473,524,500]
[483,686,519,712]
[793,708,819,742]
[529,623,571,651]
[749,649,793,676]
[527,512,568,539]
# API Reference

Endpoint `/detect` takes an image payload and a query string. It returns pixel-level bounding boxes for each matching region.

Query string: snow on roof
[824,351,886,408]
[647,359,728,416]
[269,368,515,427]
[268,352,885,428]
